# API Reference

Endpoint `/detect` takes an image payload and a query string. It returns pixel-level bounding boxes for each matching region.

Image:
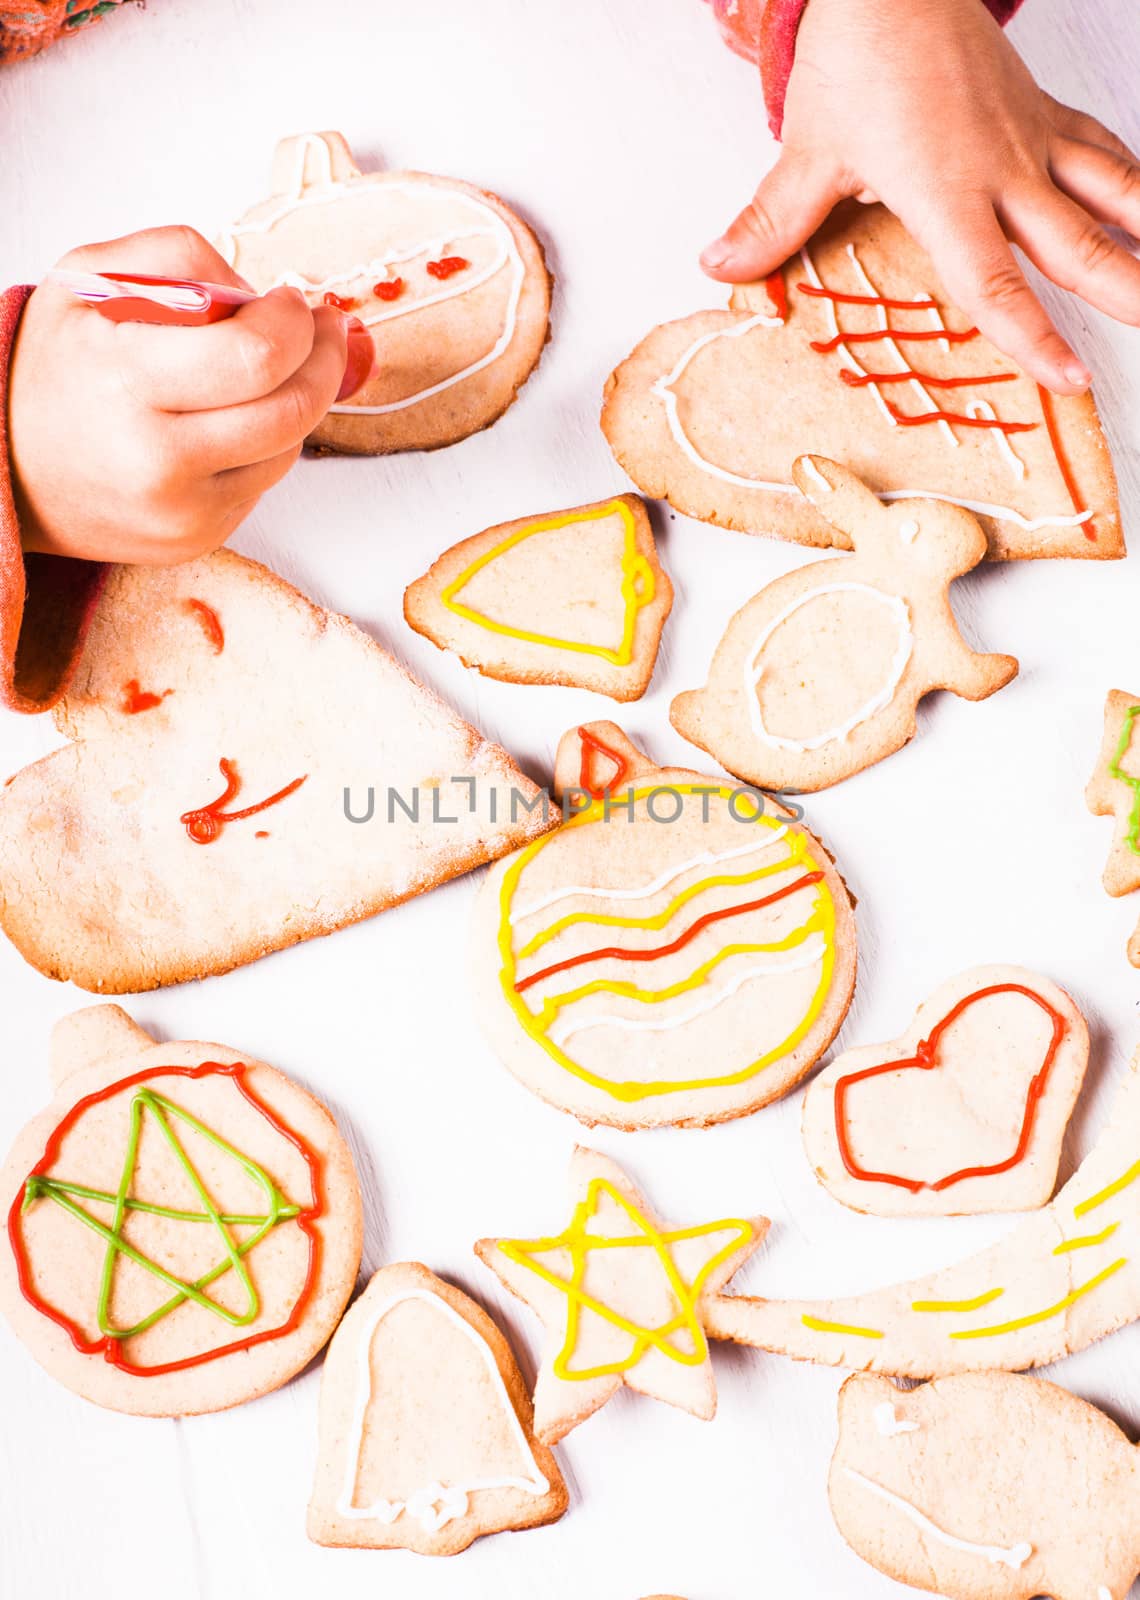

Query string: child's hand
[10,226,372,564]
[701,0,1140,393]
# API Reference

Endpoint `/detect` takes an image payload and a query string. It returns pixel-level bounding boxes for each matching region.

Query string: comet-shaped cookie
[830,1372,1140,1600]
[705,1045,1140,1376]
[671,458,1018,793]
[1087,689,1140,967]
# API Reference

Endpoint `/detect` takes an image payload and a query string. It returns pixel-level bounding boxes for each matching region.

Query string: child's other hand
[700,0,1140,394]
[10,226,371,564]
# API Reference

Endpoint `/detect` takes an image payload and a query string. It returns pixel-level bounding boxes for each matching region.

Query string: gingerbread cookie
[704,1043,1140,1377]
[602,203,1121,561]
[475,1147,764,1444]
[404,494,673,701]
[0,549,554,993]
[802,966,1089,1217]
[220,131,550,454]
[1087,689,1140,966]
[470,721,857,1129]
[0,1005,361,1416]
[830,1372,1140,1600]
[671,458,1018,791]
[308,1262,566,1555]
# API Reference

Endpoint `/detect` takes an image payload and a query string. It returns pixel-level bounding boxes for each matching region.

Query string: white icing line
[800,458,833,493]
[842,244,958,451]
[898,518,920,544]
[873,1402,920,1437]
[337,1288,549,1530]
[548,935,827,1045]
[844,1468,1032,1570]
[965,398,1027,482]
[510,830,789,924]
[877,488,1090,531]
[746,583,913,751]
[651,313,792,491]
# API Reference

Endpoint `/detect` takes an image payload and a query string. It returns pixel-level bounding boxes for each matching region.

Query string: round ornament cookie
[0,1006,362,1415]
[219,131,551,454]
[470,722,857,1129]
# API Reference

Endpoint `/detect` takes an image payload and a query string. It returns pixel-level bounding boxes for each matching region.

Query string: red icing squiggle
[516,871,824,994]
[577,728,631,799]
[6,1062,322,1377]
[796,282,936,312]
[839,368,1017,391]
[181,759,307,844]
[833,983,1067,1192]
[184,599,225,654]
[885,401,1036,435]
[810,327,978,353]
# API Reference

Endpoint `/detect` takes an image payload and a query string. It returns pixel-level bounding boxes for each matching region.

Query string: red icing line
[765,270,788,324]
[6,1062,323,1377]
[833,984,1067,1192]
[426,256,469,280]
[578,728,631,799]
[373,278,404,302]
[515,871,824,995]
[839,367,1017,390]
[121,680,171,715]
[184,599,224,654]
[811,327,978,352]
[796,282,937,311]
[181,759,307,844]
[886,400,1036,434]
[1037,382,1094,541]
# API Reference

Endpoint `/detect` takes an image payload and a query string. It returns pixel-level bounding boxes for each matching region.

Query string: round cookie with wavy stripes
[602,201,1121,561]
[404,494,673,700]
[469,722,856,1129]
[218,131,551,454]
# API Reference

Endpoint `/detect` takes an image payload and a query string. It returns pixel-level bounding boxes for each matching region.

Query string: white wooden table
[2,1,1139,1595]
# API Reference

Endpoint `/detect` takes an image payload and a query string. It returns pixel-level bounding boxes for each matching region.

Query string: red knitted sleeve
[0,285,106,714]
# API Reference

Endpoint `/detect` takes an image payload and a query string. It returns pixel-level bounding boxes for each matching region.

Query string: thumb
[701,153,841,283]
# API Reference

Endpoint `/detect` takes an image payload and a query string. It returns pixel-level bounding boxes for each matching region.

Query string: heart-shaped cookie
[802,966,1089,1215]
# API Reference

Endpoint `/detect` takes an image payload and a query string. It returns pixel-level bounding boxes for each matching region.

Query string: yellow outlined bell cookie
[404,494,673,700]
[469,721,857,1129]
[308,1262,566,1555]
[671,457,1018,793]
[475,1147,765,1443]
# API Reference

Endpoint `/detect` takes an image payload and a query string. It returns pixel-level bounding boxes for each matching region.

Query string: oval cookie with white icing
[470,722,857,1129]
[670,457,1018,792]
[219,131,551,454]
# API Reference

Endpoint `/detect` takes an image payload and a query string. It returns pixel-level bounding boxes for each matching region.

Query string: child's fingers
[59,225,250,292]
[178,305,348,472]
[1046,98,1140,165]
[1003,185,1140,329]
[213,444,304,505]
[901,195,1088,393]
[1049,138,1140,239]
[700,152,843,281]
[115,287,317,412]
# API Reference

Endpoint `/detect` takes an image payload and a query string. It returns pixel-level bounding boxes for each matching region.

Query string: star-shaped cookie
[475,1147,765,1443]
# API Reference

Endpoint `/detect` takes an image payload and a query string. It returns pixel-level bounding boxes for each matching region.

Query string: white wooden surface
[2,1,1140,1595]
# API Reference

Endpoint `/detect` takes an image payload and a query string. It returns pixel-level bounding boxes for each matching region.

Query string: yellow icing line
[1073,1159,1140,1218]
[439,499,654,665]
[497,789,838,1103]
[911,1288,1004,1313]
[801,1315,884,1339]
[1053,1223,1119,1254]
[533,924,823,1025]
[948,1259,1128,1341]
[498,1177,754,1382]
[516,852,800,961]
